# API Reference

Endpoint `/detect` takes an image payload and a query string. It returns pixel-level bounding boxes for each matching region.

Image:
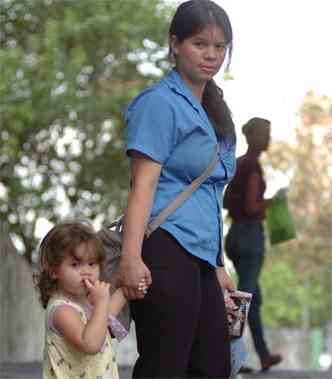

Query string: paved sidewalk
[1,362,331,379]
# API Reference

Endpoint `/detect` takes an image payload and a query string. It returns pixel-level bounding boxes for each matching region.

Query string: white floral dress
[43,296,128,379]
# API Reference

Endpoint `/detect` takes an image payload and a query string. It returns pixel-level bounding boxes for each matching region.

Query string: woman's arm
[117,151,162,299]
[245,172,273,215]
[216,266,235,292]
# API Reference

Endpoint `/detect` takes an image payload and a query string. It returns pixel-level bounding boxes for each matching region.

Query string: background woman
[224,117,283,373]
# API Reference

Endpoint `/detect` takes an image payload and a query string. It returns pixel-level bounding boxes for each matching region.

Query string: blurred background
[1,0,331,373]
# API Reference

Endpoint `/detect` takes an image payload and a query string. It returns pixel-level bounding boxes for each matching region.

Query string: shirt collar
[163,69,202,112]
[164,69,217,135]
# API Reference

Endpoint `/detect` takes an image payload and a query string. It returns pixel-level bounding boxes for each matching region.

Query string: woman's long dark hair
[169,0,235,140]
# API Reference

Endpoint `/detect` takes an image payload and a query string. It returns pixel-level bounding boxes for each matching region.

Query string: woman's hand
[216,266,235,292]
[117,255,152,300]
[224,291,238,315]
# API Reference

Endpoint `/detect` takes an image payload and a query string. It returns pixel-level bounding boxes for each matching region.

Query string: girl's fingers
[84,278,94,288]
[118,277,150,299]
[128,288,140,300]
[145,273,152,286]
[138,277,150,290]
[137,281,148,294]
[122,287,130,299]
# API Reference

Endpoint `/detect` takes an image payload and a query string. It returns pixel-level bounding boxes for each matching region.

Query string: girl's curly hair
[33,220,105,308]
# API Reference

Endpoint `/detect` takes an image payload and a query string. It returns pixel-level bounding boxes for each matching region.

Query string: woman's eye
[89,261,97,267]
[194,41,204,48]
[216,44,227,50]
[71,262,79,268]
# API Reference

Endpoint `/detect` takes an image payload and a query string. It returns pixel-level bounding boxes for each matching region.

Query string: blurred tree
[261,92,332,327]
[0,0,173,259]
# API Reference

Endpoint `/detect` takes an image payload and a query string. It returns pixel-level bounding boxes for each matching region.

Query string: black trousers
[130,229,231,379]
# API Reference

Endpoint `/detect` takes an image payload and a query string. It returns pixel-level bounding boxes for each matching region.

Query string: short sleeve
[125,90,178,164]
[107,314,128,342]
[47,299,83,335]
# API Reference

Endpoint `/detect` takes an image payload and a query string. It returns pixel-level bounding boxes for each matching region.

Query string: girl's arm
[245,172,273,214]
[117,152,161,299]
[109,287,127,317]
[53,280,110,354]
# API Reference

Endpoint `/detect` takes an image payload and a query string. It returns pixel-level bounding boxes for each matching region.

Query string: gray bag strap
[145,144,220,238]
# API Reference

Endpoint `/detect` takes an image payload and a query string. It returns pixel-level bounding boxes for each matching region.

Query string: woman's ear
[50,270,58,280]
[169,34,179,56]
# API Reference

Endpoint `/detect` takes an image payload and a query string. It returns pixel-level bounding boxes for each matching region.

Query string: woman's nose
[205,46,217,59]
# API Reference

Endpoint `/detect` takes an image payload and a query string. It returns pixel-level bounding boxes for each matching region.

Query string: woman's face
[171,24,227,89]
[249,127,271,152]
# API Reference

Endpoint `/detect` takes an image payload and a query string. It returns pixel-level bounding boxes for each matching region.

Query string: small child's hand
[84,279,110,306]
[137,278,148,296]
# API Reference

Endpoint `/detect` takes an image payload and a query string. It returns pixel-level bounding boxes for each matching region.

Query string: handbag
[98,145,220,330]
[266,196,296,245]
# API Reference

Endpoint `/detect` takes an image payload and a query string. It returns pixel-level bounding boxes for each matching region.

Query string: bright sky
[170,0,332,146]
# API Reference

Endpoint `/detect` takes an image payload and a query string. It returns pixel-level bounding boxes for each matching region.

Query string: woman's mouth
[201,66,216,74]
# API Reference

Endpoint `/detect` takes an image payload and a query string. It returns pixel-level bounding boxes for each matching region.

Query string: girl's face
[52,242,101,301]
[171,24,227,92]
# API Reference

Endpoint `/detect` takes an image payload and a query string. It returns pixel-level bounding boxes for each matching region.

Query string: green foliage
[0,0,173,258]
[259,92,332,328]
[261,261,303,327]
[260,258,331,328]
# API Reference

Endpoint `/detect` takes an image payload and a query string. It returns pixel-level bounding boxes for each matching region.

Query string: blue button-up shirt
[125,69,236,267]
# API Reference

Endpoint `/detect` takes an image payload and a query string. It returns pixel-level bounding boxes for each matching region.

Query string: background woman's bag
[266,196,296,245]
[98,146,220,331]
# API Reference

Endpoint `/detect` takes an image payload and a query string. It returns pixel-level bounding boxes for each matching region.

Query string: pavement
[1,362,331,379]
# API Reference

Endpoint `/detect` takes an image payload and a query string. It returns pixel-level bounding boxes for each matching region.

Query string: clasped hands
[117,256,152,300]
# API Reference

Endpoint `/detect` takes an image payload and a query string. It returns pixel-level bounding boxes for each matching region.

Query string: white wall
[0,223,44,362]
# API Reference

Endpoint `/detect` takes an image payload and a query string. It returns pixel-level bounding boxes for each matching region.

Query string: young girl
[34,220,146,379]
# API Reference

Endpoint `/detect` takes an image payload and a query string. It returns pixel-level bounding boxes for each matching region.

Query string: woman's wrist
[120,250,143,263]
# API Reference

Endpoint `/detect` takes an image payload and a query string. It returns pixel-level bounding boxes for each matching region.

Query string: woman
[224,117,282,373]
[118,1,236,377]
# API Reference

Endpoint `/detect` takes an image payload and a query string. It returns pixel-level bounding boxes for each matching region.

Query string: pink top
[224,151,266,222]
